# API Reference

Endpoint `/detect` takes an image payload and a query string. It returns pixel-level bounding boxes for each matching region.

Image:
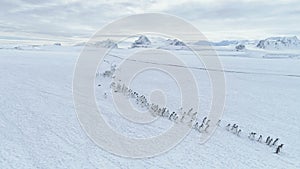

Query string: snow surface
[0,43,300,169]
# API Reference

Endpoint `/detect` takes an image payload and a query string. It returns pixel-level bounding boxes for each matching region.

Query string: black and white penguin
[205,119,210,125]
[275,144,284,154]
[248,132,253,139]
[169,112,175,120]
[252,132,257,139]
[173,114,179,121]
[231,124,237,131]
[217,120,221,126]
[160,108,166,116]
[180,112,187,122]
[268,138,273,145]
[204,124,210,132]
[198,123,204,132]
[257,135,262,142]
[226,123,231,131]
[202,117,207,124]
[249,132,256,140]
[234,125,239,133]
[237,129,242,136]
[272,138,279,146]
[194,122,199,129]
[187,108,193,116]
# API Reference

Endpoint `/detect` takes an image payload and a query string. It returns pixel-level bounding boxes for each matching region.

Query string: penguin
[187,108,193,116]
[198,123,204,132]
[156,108,161,117]
[188,119,195,128]
[128,89,132,93]
[160,108,166,116]
[205,119,210,125]
[173,114,179,122]
[272,138,279,146]
[140,101,145,108]
[161,108,166,116]
[231,124,236,131]
[217,120,221,126]
[187,112,197,126]
[194,122,199,129]
[164,109,170,118]
[257,135,262,142]
[237,129,241,136]
[268,138,273,145]
[145,102,150,109]
[110,82,116,89]
[226,123,231,131]
[204,124,209,132]
[202,117,207,124]
[248,132,253,139]
[275,144,284,154]
[169,112,175,120]
[248,132,256,140]
[191,112,198,121]
[133,92,138,98]
[180,112,187,122]
[234,125,239,133]
[149,104,154,112]
[115,83,122,92]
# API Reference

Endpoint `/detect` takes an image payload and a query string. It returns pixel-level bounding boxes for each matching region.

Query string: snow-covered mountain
[131,35,151,48]
[75,39,118,48]
[166,39,186,46]
[235,44,246,51]
[192,40,248,47]
[157,38,187,50]
[192,40,212,46]
[94,39,118,48]
[213,40,239,46]
[256,36,300,50]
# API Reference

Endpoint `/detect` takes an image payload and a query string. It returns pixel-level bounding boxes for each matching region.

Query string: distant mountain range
[256,36,300,50]
[70,35,300,50]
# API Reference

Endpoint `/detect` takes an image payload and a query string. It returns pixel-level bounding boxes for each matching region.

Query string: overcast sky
[1,0,300,43]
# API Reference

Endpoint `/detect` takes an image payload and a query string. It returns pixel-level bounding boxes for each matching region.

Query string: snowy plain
[0,41,300,169]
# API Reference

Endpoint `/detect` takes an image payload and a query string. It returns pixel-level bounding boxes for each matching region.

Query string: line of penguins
[106,81,285,155]
[225,123,284,154]
[109,81,213,133]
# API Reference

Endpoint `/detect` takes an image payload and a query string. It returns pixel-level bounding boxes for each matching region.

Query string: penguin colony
[98,66,285,155]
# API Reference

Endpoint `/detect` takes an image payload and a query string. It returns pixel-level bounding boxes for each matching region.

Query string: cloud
[164,0,300,40]
[0,0,299,43]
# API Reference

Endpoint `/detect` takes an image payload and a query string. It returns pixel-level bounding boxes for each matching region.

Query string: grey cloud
[0,0,299,42]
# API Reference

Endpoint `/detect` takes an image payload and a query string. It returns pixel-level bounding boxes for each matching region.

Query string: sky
[1,0,300,44]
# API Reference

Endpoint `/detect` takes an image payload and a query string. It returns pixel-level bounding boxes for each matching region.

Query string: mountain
[166,39,186,46]
[235,44,246,51]
[256,36,300,49]
[193,40,212,46]
[94,39,118,48]
[213,40,239,46]
[192,40,247,46]
[131,35,151,48]
[156,38,188,50]
[75,39,118,48]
